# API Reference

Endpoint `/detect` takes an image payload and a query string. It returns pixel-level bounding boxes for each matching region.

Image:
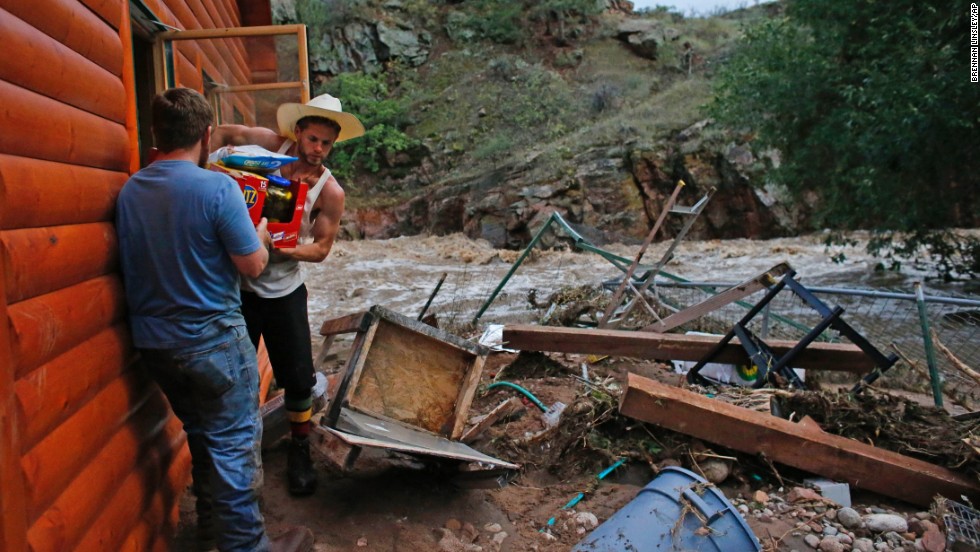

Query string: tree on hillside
[711,0,980,279]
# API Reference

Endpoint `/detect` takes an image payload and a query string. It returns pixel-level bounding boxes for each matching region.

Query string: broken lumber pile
[619,373,980,507]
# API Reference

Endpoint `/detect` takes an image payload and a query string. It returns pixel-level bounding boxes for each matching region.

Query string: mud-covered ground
[176,232,979,551]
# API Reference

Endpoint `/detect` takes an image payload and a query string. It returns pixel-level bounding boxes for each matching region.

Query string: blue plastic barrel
[572,466,761,551]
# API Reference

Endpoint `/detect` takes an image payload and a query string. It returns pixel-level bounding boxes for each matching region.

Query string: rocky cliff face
[276,0,808,248]
[345,118,809,248]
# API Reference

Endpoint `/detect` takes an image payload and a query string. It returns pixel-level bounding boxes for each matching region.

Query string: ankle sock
[286,395,313,439]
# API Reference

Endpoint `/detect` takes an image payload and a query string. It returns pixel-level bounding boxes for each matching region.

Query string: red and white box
[208,162,268,226]
[264,180,308,249]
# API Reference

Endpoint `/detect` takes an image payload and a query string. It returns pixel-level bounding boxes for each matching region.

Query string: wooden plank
[642,263,790,333]
[73,432,191,552]
[0,80,130,172]
[5,0,123,77]
[323,320,377,428]
[319,311,371,336]
[9,275,126,380]
[0,8,127,123]
[179,0,251,80]
[451,353,486,439]
[22,370,153,522]
[174,47,203,91]
[118,0,140,175]
[15,324,134,450]
[619,373,980,507]
[78,0,121,30]
[503,324,874,373]
[119,436,191,552]
[371,306,487,356]
[461,397,524,444]
[0,154,126,230]
[27,393,173,552]
[135,0,252,100]
[3,223,118,304]
[350,319,478,436]
[0,206,28,552]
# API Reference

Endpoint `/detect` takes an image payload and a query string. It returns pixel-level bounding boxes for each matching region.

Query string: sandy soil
[174,232,973,551]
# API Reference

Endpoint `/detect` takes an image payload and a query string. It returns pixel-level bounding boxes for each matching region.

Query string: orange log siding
[0,154,126,230]
[23,369,154,520]
[73,430,191,551]
[2,223,118,304]
[0,81,130,171]
[9,275,126,379]
[4,0,123,77]
[1,0,276,547]
[0,9,127,123]
[16,324,134,450]
[26,392,176,552]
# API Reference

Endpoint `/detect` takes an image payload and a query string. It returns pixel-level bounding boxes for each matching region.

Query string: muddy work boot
[269,525,314,552]
[286,437,317,496]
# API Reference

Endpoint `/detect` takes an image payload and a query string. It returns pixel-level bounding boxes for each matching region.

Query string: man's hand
[230,217,271,279]
[256,217,273,251]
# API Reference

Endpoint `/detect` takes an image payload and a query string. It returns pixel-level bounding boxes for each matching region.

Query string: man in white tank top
[212,94,364,497]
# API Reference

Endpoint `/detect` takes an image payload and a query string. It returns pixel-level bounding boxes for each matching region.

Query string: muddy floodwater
[304,230,976,336]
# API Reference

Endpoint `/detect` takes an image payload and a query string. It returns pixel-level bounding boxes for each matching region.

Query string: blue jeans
[140,325,270,552]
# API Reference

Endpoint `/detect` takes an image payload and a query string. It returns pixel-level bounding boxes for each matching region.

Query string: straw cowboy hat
[277,93,365,143]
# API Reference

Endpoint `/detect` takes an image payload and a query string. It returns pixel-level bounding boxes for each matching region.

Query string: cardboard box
[208,163,267,226]
[263,179,308,249]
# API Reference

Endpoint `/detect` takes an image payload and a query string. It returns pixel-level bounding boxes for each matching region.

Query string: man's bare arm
[274,177,344,263]
[211,124,285,152]
[230,218,272,278]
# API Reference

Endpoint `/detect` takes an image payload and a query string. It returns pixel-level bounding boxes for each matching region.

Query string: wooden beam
[0,230,28,552]
[642,263,790,333]
[319,311,371,337]
[0,154,126,231]
[3,223,118,304]
[159,23,306,40]
[503,325,873,373]
[461,398,524,444]
[619,373,980,507]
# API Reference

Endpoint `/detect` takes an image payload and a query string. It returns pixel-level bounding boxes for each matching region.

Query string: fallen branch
[890,342,973,410]
[932,331,980,387]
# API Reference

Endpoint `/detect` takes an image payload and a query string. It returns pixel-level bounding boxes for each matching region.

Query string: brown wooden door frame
[157,25,311,124]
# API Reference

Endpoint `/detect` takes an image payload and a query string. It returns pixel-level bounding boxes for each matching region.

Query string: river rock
[804,534,822,548]
[838,508,863,529]
[788,487,826,503]
[865,514,908,534]
[819,536,846,552]
[853,538,875,552]
[908,519,938,536]
[574,512,598,530]
[699,459,731,483]
[921,527,946,552]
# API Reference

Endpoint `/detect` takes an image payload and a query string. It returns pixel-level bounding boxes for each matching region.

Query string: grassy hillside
[285,1,771,204]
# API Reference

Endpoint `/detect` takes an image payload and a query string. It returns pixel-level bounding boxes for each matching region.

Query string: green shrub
[472,133,514,162]
[320,72,418,180]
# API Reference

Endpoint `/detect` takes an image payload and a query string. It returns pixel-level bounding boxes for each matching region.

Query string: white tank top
[240,139,332,298]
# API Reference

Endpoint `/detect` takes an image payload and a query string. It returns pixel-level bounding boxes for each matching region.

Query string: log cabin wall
[0,0,268,549]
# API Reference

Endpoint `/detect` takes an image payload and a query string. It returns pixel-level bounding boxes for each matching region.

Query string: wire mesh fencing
[631,280,980,396]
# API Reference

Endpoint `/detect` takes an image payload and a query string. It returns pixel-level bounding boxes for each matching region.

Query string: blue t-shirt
[116,160,261,348]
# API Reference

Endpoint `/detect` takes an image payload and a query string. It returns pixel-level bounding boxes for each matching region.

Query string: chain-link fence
[638,280,980,396]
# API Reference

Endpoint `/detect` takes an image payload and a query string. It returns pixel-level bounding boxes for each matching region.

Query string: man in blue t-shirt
[116,87,312,552]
